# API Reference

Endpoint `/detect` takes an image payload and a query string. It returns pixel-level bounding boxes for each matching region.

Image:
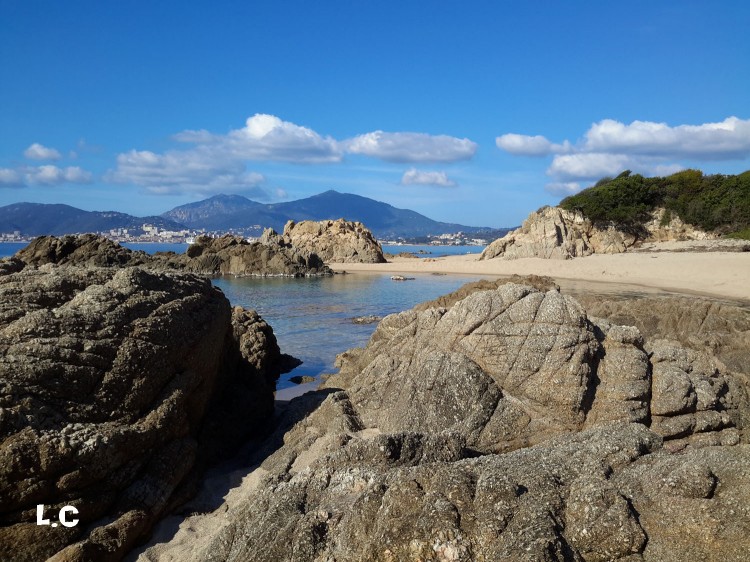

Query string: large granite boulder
[480,206,718,260]
[145,419,750,562]
[0,265,287,561]
[326,283,746,451]
[282,219,386,263]
[480,206,636,260]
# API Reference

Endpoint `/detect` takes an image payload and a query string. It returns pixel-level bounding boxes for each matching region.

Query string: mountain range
[0,203,185,236]
[1,190,510,239]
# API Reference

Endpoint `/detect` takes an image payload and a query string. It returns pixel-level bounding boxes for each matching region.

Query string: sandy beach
[331,247,750,302]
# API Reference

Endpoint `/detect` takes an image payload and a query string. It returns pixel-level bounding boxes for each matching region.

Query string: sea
[0,242,485,393]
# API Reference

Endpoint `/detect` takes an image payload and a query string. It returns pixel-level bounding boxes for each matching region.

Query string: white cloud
[548,153,687,182]
[0,168,23,187]
[401,168,457,187]
[23,143,62,161]
[583,116,750,159]
[495,134,571,157]
[0,165,92,187]
[547,153,635,181]
[346,131,477,163]
[109,148,266,196]
[498,116,750,187]
[545,182,582,195]
[28,165,92,185]
[111,114,478,194]
[174,114,342,164]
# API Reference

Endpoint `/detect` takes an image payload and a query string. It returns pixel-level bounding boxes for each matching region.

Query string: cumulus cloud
[547,153,636,181]
[172,114,342,164]
[109,148,266,196]
[495,134,571,156]
[111,114,478,194]
[0,168,23,187]
[0,165,92,187]
[23,143,62,161]
[497,116,750,194]
[583,116,750,158]
[401,168,457,187]
[346,131,477,163]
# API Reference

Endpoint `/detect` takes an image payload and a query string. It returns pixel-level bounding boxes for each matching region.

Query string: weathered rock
[180,233,332,277]
[0,265,286,561]
[413,274,559,311]
[136,281,750,562]
[577,294,750,377]
[282,219,386,263]
[643,207,718,242]
[10,233,333,277]
[173,422,750,562]
[480,206,636,260]
[326,283,747,452]
[480,206,718,260]
[15,234,150,268]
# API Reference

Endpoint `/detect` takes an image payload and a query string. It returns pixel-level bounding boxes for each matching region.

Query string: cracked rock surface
[0,265,287,561]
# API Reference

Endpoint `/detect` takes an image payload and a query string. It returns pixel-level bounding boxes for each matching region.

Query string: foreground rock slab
[0,265,287,561]
[138,281,750,561]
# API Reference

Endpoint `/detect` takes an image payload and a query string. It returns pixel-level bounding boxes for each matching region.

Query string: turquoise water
[382,244,483,257]
[214,273,480,390]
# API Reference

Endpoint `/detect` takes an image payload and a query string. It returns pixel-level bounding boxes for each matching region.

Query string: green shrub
[559,169,750,233]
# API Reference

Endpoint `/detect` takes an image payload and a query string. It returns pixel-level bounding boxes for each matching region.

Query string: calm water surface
[214,273,480,390]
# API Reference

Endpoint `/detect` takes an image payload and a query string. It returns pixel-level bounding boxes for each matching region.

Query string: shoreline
[330,250,750,303]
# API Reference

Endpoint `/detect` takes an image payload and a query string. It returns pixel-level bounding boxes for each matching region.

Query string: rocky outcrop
[413,274,559,311]
[0,265,288,561]
[9,233,332,277]
[480,206,718,260]
[181,232,332,276]
[15,234,151,268]
[150,415,750,562]
[282,219,386,263]
[480,206,637,260]
[137,281,750,561]
[327,283,746,451]
[577,294,750,378]
[643,207,718,242]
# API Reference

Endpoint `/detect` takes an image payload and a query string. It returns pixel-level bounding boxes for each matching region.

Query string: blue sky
[1,1,749,227]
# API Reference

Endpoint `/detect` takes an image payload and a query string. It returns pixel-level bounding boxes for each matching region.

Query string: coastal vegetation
[560,169,750,237]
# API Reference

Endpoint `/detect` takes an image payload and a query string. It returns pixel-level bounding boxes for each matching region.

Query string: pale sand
[332,249,750,301]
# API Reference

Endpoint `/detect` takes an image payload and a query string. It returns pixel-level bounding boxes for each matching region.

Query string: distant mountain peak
[161,190,499,238]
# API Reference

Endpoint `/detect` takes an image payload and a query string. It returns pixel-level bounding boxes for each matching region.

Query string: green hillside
[559,169,750,239]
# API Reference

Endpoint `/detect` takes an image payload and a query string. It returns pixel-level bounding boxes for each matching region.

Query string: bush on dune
[559,169,750,236]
